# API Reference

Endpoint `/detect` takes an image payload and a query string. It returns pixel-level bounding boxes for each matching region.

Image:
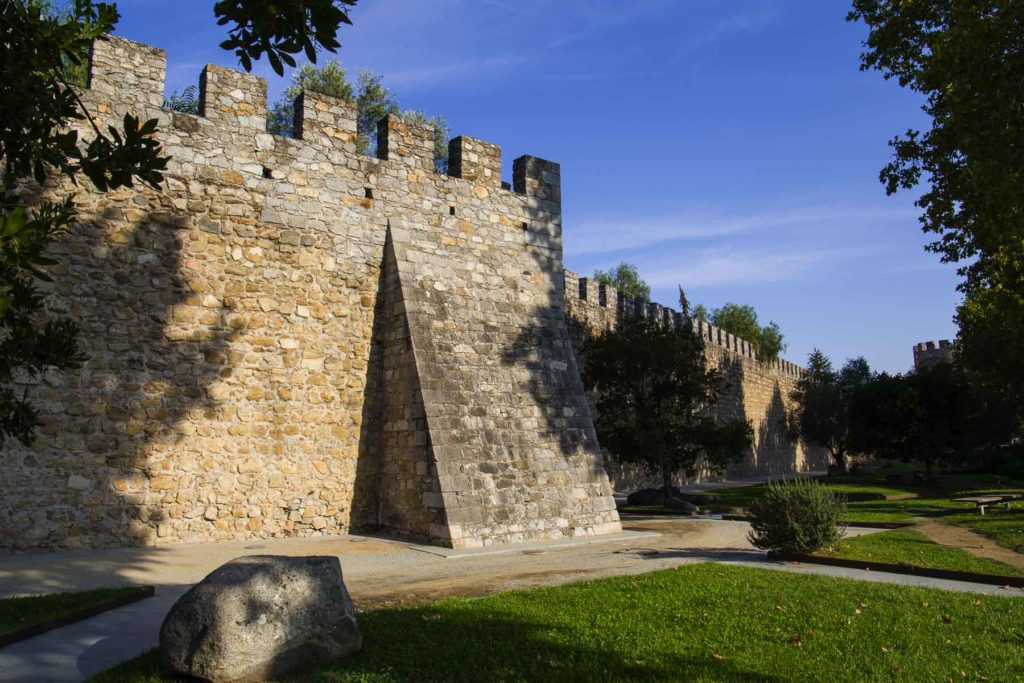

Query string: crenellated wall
[0,36,620,552]
[563,271,829,489]
[912,340,955,370]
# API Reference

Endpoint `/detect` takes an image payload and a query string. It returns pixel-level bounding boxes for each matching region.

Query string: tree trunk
[662,467,674,507]
[830,448,847,473]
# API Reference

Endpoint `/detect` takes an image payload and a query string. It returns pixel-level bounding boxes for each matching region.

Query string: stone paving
[1,518,1020,682]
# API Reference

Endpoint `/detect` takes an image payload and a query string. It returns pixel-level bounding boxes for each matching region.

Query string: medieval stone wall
[0,36,619,552]
[562,272,830,490]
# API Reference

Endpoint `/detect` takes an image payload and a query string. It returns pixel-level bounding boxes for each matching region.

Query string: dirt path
[916,521,1024,571]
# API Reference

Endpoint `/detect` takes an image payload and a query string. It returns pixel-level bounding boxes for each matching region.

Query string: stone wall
[0,36,620,552]
[563,272,830,490]
[912,340,955,370]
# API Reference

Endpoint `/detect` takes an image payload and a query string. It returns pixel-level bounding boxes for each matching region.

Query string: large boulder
[160,555,362,682]
[664,497,698,514]
[626,487,666,506]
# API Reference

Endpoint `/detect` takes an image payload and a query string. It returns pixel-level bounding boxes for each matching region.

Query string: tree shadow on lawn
[318,607,783,683]
[107,607,782,683]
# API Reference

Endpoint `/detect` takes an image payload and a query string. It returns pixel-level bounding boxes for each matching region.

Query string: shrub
[747,478,846,555]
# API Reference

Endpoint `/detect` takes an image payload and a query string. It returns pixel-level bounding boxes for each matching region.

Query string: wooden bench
[953,494,1022,516]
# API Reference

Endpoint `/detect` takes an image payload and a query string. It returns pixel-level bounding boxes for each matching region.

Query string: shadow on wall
[564,318,805,491]
[498,245,605,480]
[752,383,799,476]
[4,183,238,551]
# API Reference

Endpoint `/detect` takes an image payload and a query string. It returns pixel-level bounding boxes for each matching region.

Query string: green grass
[92,564,1024,683]
[0,587,143,637]
[706,471,1024,530]
[819,528,1024,579]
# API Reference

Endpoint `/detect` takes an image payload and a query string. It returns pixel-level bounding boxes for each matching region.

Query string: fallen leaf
[881,647,889,653]
[713,653,725,661]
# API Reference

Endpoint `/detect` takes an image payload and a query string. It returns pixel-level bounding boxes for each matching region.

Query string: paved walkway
[0,518,1019,682]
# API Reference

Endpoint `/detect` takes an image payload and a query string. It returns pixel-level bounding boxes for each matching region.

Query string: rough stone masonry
[1,36,823,553]
[1,36,620,552]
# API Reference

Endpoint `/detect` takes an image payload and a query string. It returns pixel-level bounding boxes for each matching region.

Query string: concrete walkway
[1,518,1019,682]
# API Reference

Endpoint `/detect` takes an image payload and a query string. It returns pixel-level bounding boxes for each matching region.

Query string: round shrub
[747,478,847,555]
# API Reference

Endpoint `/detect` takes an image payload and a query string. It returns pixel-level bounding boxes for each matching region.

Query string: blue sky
[112,0,960,373]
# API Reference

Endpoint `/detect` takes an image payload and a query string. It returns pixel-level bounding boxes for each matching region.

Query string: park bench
[953,494,1022,516]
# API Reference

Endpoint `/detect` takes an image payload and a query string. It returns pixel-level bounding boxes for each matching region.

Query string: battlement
[913,339,955,369]
[563,270,805,378]
[86,35,560,207]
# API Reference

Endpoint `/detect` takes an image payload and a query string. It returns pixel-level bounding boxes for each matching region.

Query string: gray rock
[626,487,666,506]
[664,497,698,514]
[160,555,362,682]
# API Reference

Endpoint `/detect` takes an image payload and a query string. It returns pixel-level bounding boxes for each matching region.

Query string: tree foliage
[593,262,651,301]
[787,350,872,471]
[580,317,753,491]
[266,62,450,172]
[848,363,1018,480]
[848,1,1024,424]
[214,0,357,76]
[0,0,356,445]
[164,85,201,115]
[708,303,786,363]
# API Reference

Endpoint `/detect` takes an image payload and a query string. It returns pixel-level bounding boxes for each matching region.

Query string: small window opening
[364,187,374,199]
[262,166,274,179]
[449,206,456,216]
[520,221,529,230]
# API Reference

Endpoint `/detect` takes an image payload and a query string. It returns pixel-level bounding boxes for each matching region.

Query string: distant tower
[913,340,955,370]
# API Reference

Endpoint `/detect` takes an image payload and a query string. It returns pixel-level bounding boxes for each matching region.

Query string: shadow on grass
[101,606,783,683]
[612,547,766,564]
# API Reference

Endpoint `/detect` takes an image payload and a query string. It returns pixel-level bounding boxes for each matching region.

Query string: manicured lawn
[0,587,144,637]
[819,528,1024,579]
[705,471,1024,532]
[92,564,1023,683]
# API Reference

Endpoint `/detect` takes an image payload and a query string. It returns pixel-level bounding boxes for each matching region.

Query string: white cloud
[643,245,883,288]
[568,204,917,255]
[673,2,778,61]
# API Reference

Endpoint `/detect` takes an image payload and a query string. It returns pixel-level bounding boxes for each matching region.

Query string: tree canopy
[849,1,1024,429]
[593,262,651,300]
[0,0,357,444]
[707,303,786,363]
[787,350,872,471]
[264,61,451,173]
[848,362,1018,480]
[581,317,753,493]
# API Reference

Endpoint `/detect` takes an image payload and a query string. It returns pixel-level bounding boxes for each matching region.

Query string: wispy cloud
[568,204,917,256]
[383,53,533,88]
[643,245,883,289]
[673,2,778,61]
